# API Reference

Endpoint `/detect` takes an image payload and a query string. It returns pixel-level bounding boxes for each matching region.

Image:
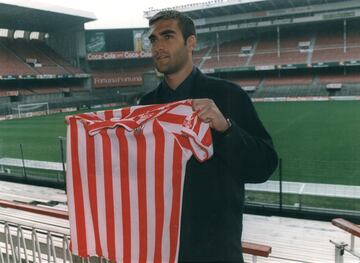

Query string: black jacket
[140,68,278,262]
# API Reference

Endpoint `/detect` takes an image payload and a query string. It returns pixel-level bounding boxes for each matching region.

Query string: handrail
[332,218,360,238]
[0,199,68,219]
[242,241,272,257]
[331,217,360,263]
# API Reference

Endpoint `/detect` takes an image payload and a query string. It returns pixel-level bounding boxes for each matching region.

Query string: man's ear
[186,35,196,51]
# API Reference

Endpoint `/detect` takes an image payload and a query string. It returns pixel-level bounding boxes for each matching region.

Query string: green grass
[0,112,68,162]
[255,100,360,185]
[1,101,360,187]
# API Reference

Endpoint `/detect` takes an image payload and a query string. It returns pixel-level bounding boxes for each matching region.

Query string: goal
[16,102,50,118]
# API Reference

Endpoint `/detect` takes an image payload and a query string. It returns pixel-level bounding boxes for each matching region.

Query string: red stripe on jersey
[122,108,131,118]
[136,132,148,263]
[153,120,165,262]
[101,130,116,260]
[104,109,114,120]
[193,116,201,135]
[116,128,131,263]
[69,118,87,255]
[127,103,171,118]
[201,128,213,147]
[157,113,186,124]
[169,142,183,263]
[86,134,102,255]
[173,133,191,151]
[186,132,210,162]
[77,113,99,121]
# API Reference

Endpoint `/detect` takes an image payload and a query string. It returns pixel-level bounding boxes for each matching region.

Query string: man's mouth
[156,55,169,61]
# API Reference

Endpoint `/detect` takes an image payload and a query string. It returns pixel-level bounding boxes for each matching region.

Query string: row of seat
[229,73,360,88]
[1,72,359,97]
[193,27,360,69]
[0,86,83,97]
[0,38,83,76]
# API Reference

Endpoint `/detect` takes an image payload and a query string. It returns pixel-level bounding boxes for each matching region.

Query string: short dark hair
[149,10,196,42]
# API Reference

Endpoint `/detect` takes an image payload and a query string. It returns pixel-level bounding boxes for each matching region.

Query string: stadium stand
[229,77,261,88]
[318,72,360,84]
[201,39,252,69]
[193,46,212,66]
[34,41,84,74]
[4,39,66,75]
[0,38,85,76]
[0,39,36,76]
[264,75,313,86]
[3,1,360,115]
[3,0,360,118]
[0,1,97,117]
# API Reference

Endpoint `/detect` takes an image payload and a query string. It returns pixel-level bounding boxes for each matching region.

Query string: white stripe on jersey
[77,122,96,254]
[109,128,124,261]
[66,124,78,254]
[94,131,108,258]
[144,121,156,262]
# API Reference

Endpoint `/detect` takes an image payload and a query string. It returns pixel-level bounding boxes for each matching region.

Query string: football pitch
[1,100,360,186]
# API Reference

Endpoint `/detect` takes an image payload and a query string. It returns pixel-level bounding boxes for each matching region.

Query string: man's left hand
[192,99,230,132]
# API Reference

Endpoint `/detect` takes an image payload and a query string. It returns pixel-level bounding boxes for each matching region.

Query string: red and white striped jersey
[66,100,213,263]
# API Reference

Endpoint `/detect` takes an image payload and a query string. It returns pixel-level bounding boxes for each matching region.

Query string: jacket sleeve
[214,86,278,184]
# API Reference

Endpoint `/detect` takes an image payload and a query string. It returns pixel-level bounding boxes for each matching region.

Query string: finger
[199,114,212,123]
[192,100,204,112]
[202,116,212,123]
[192,98,211,111]
[197,105,212,120]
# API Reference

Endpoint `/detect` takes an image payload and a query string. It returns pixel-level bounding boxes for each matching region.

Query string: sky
[35,0,207,29]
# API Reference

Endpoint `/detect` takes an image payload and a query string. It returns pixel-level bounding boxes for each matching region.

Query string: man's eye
[149,38,156,44]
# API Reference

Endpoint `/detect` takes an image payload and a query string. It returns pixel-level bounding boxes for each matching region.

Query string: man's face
[148,19,193,75]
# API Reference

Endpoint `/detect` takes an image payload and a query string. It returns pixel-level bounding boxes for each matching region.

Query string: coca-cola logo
[87,51,151,60]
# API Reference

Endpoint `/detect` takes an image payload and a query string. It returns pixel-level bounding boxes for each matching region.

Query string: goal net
[15,102,50,118]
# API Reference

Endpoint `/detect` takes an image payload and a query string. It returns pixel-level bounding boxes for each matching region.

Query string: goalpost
[15,102,50,118]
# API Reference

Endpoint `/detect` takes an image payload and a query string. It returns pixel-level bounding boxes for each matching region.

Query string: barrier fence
[1,151,360,220]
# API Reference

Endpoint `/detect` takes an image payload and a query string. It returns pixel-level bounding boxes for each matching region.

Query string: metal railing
[0,215,71,263]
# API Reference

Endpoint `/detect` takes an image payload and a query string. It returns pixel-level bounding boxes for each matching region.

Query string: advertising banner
[86,32,106,53]
[133,29,151,52]
[93,73,143,88]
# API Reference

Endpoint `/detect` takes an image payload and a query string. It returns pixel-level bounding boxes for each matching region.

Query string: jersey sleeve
[181,112,214,162]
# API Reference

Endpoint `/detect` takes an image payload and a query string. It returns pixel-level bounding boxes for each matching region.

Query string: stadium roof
[145,0,360,35]
[144,0,352,19]
[0,0,96,32]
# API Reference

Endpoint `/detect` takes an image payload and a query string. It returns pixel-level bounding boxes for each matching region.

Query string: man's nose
[152,39,165,53]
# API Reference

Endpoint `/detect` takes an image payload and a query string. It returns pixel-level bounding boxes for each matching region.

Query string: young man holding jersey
[140,10,278,263]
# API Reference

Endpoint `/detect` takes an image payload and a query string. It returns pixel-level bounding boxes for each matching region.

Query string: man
[140,10,278,263]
